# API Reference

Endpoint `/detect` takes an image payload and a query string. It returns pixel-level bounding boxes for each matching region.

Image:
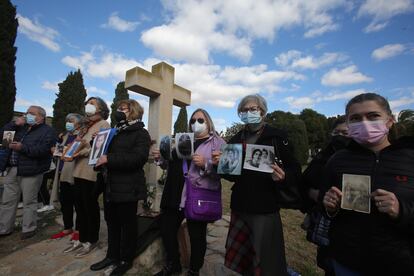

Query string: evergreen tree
[174,107,188,135]
[266,111,309,165]
[299,108,328,154]
[0,0,18,127]
[52,70,87,133]
[110,81,129,127]
[223,122,244,142]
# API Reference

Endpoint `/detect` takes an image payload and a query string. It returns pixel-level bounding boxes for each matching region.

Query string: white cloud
[15,97,53,116]
[371,43,406,61]
[17,14,60,52]
[283,89,368,109]
[41,81,59,91]
[62,48,140,80]
[357,0,414,33]
[321,65,373,86]
[87,86,108,95]
[275,50,347,70]
[141,0,347,63]
[101,12,139,32]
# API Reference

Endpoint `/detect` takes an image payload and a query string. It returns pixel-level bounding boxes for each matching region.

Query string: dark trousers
[104,200,138,262]
[160,209,208,271]
[60,181,79,230]
[38,170,54,205]
[74,177,100,243]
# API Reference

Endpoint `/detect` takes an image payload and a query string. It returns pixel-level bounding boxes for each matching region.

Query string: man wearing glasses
[0,106,56,239]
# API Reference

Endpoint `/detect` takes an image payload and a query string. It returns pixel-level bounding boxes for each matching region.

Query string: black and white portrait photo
[89,129,111,165]
[159,135,172,161]
[175,132,194,160]
[243,144,275,173]
[53,143,65,157]
[341,174,371,214]
[218,144,242,175]
[1,131,15,149]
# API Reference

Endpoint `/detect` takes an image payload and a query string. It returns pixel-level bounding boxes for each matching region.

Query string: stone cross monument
[125,62,191,212]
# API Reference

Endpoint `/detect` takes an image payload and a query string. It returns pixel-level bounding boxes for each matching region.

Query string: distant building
[13,111,53,126]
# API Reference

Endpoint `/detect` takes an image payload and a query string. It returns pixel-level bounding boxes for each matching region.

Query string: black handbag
[272,138,303,210]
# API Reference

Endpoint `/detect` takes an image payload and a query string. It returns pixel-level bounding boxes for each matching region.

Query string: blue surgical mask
[26,114,37,125]
[240,110,262,124]
[65,122,75,132]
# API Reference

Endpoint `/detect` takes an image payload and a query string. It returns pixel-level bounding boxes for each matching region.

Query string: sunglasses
[190,118,205,124]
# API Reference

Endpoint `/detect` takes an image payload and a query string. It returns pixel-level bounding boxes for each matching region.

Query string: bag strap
[271,137,284,169]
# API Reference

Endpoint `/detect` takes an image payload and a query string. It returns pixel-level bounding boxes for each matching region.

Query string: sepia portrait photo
[89,129,111,165]
[341,174,371,214]
[175,132,194,160]
[243,144,275,173]
[218,144,242,175]
[1,131,15,149]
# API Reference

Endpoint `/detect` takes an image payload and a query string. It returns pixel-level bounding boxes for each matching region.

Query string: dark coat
[105,122,151,202]
[224,124,302,214]
[159,149,184,210]
[0,121,56,176]
[323,137,414,275]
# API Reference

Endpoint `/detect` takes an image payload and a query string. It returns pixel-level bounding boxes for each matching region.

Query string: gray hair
[65,113,83,124]
[188,108,216,134]
[29,106,46,118]
[85,97,109,120]
[237,94,268,115]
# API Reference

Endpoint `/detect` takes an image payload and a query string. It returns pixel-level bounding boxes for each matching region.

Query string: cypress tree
[174,107,188,135]
[110,81,129,127]
[52,70,87,133]
[0,0,18,127]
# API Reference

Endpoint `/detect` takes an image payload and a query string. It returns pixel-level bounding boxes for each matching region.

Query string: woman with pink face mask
[322,93,414,275]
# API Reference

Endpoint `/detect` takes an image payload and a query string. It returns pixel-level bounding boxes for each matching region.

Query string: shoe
[51,230,72,239]
[90,257,117,271]
[63,240,83,253]
[37,205,54,213]
[187,269,199,276]
[17,202,23,209]
[70,232,79,241]
[110,261,132,276]
[74,242,98,258]
[21,230,36,240]
[154,262,182,276]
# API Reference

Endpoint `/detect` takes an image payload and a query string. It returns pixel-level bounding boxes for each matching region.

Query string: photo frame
[175,133,194,160]
[218,144,243,175]
[341,173,371,214]
[88,129,111,165]
[1,131,15,149]
[243,144,275,173]
[63,141,81,158]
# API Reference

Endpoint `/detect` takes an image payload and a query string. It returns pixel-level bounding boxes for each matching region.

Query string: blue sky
[12,0,414,132]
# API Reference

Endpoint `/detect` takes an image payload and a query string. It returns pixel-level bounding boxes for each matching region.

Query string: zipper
[198,200,217,206]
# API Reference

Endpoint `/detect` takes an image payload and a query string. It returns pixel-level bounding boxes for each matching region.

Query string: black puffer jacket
[224,124,302,214]
[105,122,151,202]
[0,121,56,176]
[323,137,414,275]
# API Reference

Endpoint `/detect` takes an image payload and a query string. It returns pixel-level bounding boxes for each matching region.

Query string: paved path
[0,213,238,276]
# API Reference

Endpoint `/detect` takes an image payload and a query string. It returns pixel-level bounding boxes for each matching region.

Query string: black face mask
[331,135,352,151]
[114,111,127,123]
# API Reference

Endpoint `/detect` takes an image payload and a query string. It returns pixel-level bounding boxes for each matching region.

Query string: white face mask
[85,104,97,116]
[191,121,208,137]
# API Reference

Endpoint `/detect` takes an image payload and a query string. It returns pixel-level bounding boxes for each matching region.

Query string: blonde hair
[117,99,144,121]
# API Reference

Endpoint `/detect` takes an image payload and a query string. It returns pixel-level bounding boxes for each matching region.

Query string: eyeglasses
[190,118,205,124]
[240,106,260,113]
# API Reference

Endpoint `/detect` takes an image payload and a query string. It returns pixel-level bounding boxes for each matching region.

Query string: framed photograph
[341,174,371,214]
[218,144,242,175]
[175,133,194,160]
[53,143,65,157]
[159,135,172,161]
[243,144,275,173]
[89,129,111,165]
[63,141,81,158]
[1,131,15,149]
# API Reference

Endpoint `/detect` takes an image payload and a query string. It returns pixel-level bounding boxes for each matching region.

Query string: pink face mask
[348,120,389,145]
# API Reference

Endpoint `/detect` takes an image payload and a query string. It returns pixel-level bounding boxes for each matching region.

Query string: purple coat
[180,134,226,208]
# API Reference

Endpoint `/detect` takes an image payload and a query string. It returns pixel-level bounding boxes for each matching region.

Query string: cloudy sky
[12,0,414,132]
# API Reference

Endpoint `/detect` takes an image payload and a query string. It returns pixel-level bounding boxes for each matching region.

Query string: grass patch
[221,180,322,276]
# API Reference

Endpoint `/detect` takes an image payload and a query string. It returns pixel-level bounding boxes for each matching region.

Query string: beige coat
[73,120,110,182]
